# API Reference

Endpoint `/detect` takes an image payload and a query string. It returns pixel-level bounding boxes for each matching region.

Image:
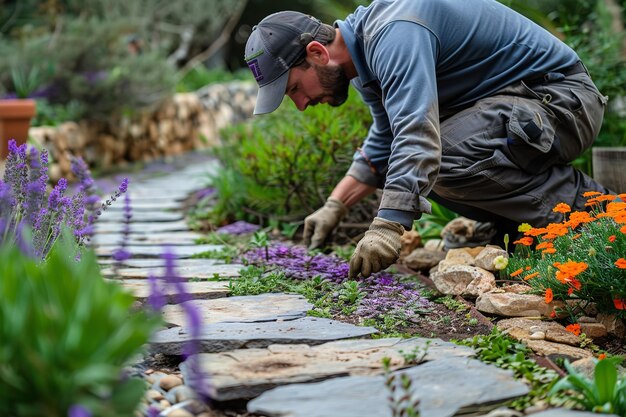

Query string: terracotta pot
[0,99,37,159]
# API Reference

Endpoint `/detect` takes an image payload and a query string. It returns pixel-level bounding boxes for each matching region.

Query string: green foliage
[456,328,560,410]
[176,67,249,92]
[413,200,458,241]
[382,357,421,417]
[435,295,470,313]
[0,231,161,416]
[31,99,85,127]
[549,358,626,414]
[208,88,371,224]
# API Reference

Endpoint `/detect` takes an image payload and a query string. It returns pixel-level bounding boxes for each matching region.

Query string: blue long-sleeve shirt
[336,0,579,227]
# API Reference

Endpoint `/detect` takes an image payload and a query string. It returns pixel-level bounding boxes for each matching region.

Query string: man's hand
[303,197,348,249]
[349,217,404,278]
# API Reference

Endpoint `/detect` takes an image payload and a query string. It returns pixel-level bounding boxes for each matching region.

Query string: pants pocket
[506,99,558,174]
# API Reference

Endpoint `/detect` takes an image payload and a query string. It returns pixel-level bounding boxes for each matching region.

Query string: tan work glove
[349,217,404,278]
[303,197,348,249]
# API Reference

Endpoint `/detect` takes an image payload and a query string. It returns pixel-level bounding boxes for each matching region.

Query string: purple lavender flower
[216,220,260,235]
[67,404,92,417]
[147,275,166,311]
[112,187,132,270]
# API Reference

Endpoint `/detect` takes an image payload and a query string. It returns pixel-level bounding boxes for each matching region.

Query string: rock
[160,375,183,391]
[597,313,626,338]
[146,389,164,401]
[162,293,313,327]
[578,322,607,339]
[497,318,581,346]
[524,340,592,361]
[443,248,476,265]
[164,408,194,417]
[400,230,422,256]
[151,317,378,355]
[424,239,445,251]
[527,408,618,417]
[402,248,446,272]
[476,292,562,318]
[569,357,598,380]
[474,246,509,272]
[430,265,495,297]
[181,337,474,401]
[247,356,529,417]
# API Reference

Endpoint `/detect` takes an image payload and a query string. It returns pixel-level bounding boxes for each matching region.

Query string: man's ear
[305,41,330,65]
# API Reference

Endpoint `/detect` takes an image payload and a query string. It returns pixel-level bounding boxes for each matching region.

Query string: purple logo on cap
[247,59,263,82]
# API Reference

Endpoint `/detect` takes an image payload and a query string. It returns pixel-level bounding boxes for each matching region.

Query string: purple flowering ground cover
[237,241,492,340]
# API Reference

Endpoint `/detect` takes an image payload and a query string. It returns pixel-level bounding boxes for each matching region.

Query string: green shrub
[175,67,249,92]
[208,88,372,224]
[0,232,161,416]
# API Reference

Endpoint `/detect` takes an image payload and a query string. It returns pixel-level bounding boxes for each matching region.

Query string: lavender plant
[0,139,128,259]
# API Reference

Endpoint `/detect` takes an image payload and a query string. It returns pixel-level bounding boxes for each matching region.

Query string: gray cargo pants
[430,65,611,243]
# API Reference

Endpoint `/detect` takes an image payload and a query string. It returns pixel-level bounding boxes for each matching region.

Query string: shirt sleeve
[352,20,442,224]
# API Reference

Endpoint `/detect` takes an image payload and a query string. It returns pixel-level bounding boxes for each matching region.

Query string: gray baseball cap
[245,11,323,115]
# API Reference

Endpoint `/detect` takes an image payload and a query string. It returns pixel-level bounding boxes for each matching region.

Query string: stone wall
[29,81,257,181]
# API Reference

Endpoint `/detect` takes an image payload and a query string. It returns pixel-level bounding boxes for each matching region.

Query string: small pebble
[529,325,542,333]
[160,399,171,408]
[165,409,194,417]
[529,331,546,340]
[146,389,164,401]
[160,374,183,391]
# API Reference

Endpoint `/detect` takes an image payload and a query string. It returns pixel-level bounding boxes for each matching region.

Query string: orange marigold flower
[619,193,626,200]
[525,227,547,237]
[524,272,540,281]
[549,310,557,318]
[569,278,582,291]
[553,203,571,214]
[612,212,626,224]
[556,260,589,277]
[621,225,626,234]
[546,223,568,237]
[572,233,582,240]
[606,202,626,212]
[615,258,626,269]
[565,323,582,336]
[536,242,553,250]
[510,268,524,277]
[596,194,617,202]
[544,288,554,303]
[542,248,557,254]
[525,266,531,271]
[567,287,575,296]
[609,235,617,243]
[614,298,626,310]
[585,199,599,207]
[583,191,602,197]
[513,237,533,246]
[598,353,607,360]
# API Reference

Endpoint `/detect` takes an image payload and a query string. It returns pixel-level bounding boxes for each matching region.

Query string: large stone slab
[97,210,183,223]
[154,317,379,355]
[92,231,203,246]
[98,258,227,268]
[181,338,474,401]
[104,200,181,211]
[114,279,229,302]
[101,262,242,279]
[95,244,223,259]
[162,293,312,327]
[247,356,529,417]
[529,410,619,417]
[94,221,190,234]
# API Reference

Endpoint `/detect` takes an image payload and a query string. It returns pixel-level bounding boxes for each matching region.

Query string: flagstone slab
[95,244,222,258]
[94,221,190,234]
[101,263,242,279]
[152,317,379,356]
[114,279,229,302]
[92,231,203,246]
[162,293,312,327]
[181,338,473,401]
[105,201,182,211]
[98,258,228,268]
[247,356,529,417]
[528,410,619,417]
[97,210,183,223]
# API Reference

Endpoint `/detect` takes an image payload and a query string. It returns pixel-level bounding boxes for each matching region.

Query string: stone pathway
[94,153,602,417]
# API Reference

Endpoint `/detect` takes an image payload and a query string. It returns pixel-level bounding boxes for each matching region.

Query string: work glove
[303,197,348,249]
[349,217,404,279]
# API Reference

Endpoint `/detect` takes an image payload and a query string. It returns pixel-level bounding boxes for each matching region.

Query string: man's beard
[312,63,350,107]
